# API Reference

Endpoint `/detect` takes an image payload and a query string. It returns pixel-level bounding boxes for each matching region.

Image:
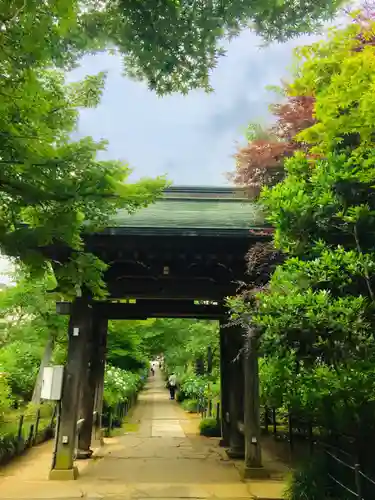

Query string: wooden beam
[57,300,226,320]
[106,279,239,300]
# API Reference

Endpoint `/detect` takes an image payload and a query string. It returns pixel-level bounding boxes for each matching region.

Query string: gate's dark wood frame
[45,187,271,480]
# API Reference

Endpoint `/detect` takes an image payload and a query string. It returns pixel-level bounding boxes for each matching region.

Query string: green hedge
[181,399,199,413]
[199,417,221,437]
[0,404,56,465]
[284,454,336,500]
[0,425,55,465]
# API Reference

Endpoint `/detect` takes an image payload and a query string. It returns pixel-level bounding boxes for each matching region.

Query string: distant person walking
[168,373,177,400]
[150,361,157,376]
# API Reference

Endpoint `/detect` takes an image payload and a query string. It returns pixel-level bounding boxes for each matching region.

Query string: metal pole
[27,424,34,448]
[17,415,24,453]
[33,409,41,445]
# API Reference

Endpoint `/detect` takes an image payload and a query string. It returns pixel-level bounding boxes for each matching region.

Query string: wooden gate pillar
[219,319,230,447]
[244,331,263,477]
[94,317,108,443]
[49,298,93,480]
[76,311,107,457]
[226,324,245,459]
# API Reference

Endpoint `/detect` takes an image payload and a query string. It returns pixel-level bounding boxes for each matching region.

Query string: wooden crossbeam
[56,300,227,320]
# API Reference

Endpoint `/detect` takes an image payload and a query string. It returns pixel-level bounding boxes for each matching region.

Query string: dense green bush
[0,342,41,402]
[199,417,221,438]
[106,322,148,372]
[181,399,199,413]
[0,402,56,464]
[179,375,208,404]
[0,434,19,465]
[104,364,144,407]
[284,454,337,500]
[176,390,186,403]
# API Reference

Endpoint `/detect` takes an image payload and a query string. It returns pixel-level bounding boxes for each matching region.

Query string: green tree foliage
[263,14,375,255]
[1,0,344,95]
[229,11,375,478]
[106,320,154,371]
[232,8,375,196]
[0,0,346,294]
[0,272,66,345]
[0,1,166,297]
[160,320,219,375]
[0,275,68,403]
[158,319,220,406]
[104,0,345,95]
[0,59,165,296]
[0,342,41,403]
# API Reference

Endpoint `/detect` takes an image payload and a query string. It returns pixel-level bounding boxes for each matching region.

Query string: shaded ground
[0,371,287,499]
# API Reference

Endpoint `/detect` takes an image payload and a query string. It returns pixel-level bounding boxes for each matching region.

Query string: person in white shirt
[168,373,177,400]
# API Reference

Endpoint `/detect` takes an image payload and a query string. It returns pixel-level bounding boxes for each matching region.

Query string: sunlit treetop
[290,13,375,155]
[260,13,375,256]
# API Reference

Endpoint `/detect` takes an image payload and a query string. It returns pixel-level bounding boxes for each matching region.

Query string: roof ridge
[162,196,249,202]
[111,196,264,231]
[163,185,249,200]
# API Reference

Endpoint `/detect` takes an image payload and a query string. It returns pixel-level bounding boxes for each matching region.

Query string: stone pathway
[0,371,286,499]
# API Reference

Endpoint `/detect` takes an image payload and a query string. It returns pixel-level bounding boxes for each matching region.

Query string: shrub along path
[0,370,285,499]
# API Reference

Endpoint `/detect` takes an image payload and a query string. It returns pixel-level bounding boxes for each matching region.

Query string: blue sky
[70,30,318,187]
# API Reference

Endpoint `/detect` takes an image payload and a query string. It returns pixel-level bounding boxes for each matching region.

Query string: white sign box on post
[41,366,64,401]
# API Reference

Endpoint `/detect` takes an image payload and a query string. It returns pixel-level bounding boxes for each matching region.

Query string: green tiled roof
[110,186,265,232]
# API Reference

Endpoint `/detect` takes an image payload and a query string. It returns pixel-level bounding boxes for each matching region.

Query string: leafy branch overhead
[0,5,166,295]
[0,0,346,294]
[106,0,345,95]
[0,0,345,94]
[0,62,165,295]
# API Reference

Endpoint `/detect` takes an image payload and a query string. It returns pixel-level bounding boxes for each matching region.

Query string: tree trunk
[31,335,54,405]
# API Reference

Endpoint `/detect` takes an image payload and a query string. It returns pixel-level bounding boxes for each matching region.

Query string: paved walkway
[0,371,286,499]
